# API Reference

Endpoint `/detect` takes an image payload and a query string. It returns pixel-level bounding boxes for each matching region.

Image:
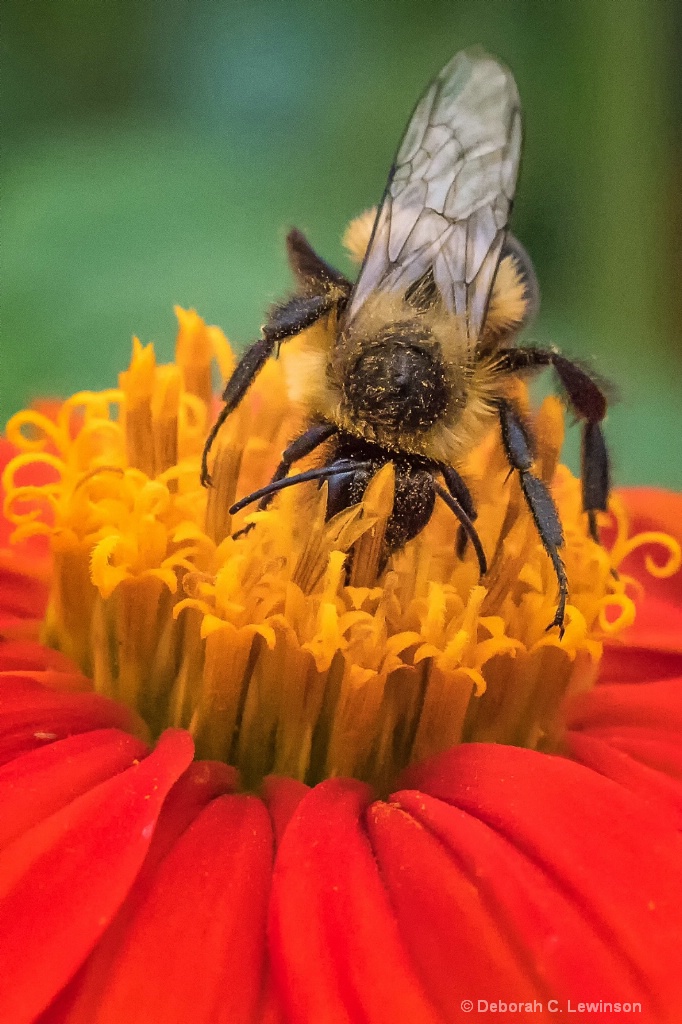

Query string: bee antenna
[229,462,374,516]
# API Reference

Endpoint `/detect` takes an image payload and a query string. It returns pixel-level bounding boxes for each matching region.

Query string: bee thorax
[341,325,449,433]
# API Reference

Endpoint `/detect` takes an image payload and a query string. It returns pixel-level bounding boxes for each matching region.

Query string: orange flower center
[3,301,680,793]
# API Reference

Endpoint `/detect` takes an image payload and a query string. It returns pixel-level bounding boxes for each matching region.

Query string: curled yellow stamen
[3,299,678,792]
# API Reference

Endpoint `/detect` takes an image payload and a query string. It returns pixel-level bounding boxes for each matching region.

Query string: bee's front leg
[498,399,568,637]
[231,422,339,538]
[201,292,337,487]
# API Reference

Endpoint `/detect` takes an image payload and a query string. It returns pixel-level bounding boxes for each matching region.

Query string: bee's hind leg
[497,347,610,545]
[581,420,610,545]
[498,399,568,638]
[549,354,610,546]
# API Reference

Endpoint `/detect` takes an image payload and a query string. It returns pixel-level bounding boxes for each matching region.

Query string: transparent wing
[346,48,522,348]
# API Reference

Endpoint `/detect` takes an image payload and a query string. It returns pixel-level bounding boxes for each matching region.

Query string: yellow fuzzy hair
[281,212,531,467]
[281,291,507,467]
[342,208,377,264]
[343,208,529,338]
[478,253,529,348]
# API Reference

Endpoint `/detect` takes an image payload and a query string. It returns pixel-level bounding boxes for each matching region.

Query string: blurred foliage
[1,0,681,484]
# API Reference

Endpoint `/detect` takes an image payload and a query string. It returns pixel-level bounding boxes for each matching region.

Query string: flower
[1,283,682,1021]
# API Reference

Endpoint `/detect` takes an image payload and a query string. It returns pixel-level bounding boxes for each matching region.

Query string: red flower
[2,432,682,1023]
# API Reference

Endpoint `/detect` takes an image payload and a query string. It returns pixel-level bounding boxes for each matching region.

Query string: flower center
[4,307,679,794]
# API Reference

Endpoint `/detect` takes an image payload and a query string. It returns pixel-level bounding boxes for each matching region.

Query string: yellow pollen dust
[3,303,679,792]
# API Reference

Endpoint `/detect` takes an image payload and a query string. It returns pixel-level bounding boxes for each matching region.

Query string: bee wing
[346,48,522,347]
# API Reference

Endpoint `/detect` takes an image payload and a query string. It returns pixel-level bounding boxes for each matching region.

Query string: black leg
[437,463,479,562]
[254,422,338,513]
[229,461,374,516]
[438,463,476,520]
[201,292,336,486]
[498,400,568,637]
[286,229,353,291]
[201,336,272,486]
[497,346,610,539]
[230,421,338,539]
[582,421,610,543]
[432,480,487,577]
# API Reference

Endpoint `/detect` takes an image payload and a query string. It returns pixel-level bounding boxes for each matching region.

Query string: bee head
[342,323,449,433]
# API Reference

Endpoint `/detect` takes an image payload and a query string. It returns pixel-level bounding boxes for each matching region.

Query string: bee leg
[547,355,610,543]
[286,229,353,291]
[432,480,487,577]
[498,400,568,638]
[231,422,338,539]
[201,292,337,486]
[581,421,610,545]
[229,461,370,517]
[437,464,478,562]
[260,422,339,509]
[251,422,338,515]
[497,348,610,544]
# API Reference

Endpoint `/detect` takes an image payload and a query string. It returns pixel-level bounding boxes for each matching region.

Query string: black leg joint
[498,399,534,471]
[499,401,568,637]
[433,482,487,577]
[263,292,335,345]
[439,464,477,521]
[201,291,338,487]
[254,422,338,512]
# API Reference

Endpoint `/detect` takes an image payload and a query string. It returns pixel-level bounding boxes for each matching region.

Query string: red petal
[82,793,272,1024]
[0,729,193,1024]
[600,645,682,685]
[261,775,309,847]
[566,676,682,736]
[607,489,682,657]
[0,728,149,848]
[0,639,80,674]
[270,779,441,1024]
[41,759,239,1023]
[371,790,656,1015]
[565,731,682,829]
[616,591,682,655]
[564,675,682,822]
[0,674,145,765]
[403,743,682,1019]
[0,566,49,635]
[366,798,542,1017]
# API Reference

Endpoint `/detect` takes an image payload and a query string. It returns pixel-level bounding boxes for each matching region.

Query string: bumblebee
[201,48,610,636]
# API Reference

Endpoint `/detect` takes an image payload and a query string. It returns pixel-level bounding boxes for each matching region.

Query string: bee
[201,48,610,636]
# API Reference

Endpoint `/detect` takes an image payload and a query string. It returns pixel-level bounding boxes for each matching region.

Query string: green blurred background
[2,0,681,486]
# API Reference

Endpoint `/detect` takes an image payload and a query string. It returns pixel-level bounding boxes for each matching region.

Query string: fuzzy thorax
[281,247,530,464]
